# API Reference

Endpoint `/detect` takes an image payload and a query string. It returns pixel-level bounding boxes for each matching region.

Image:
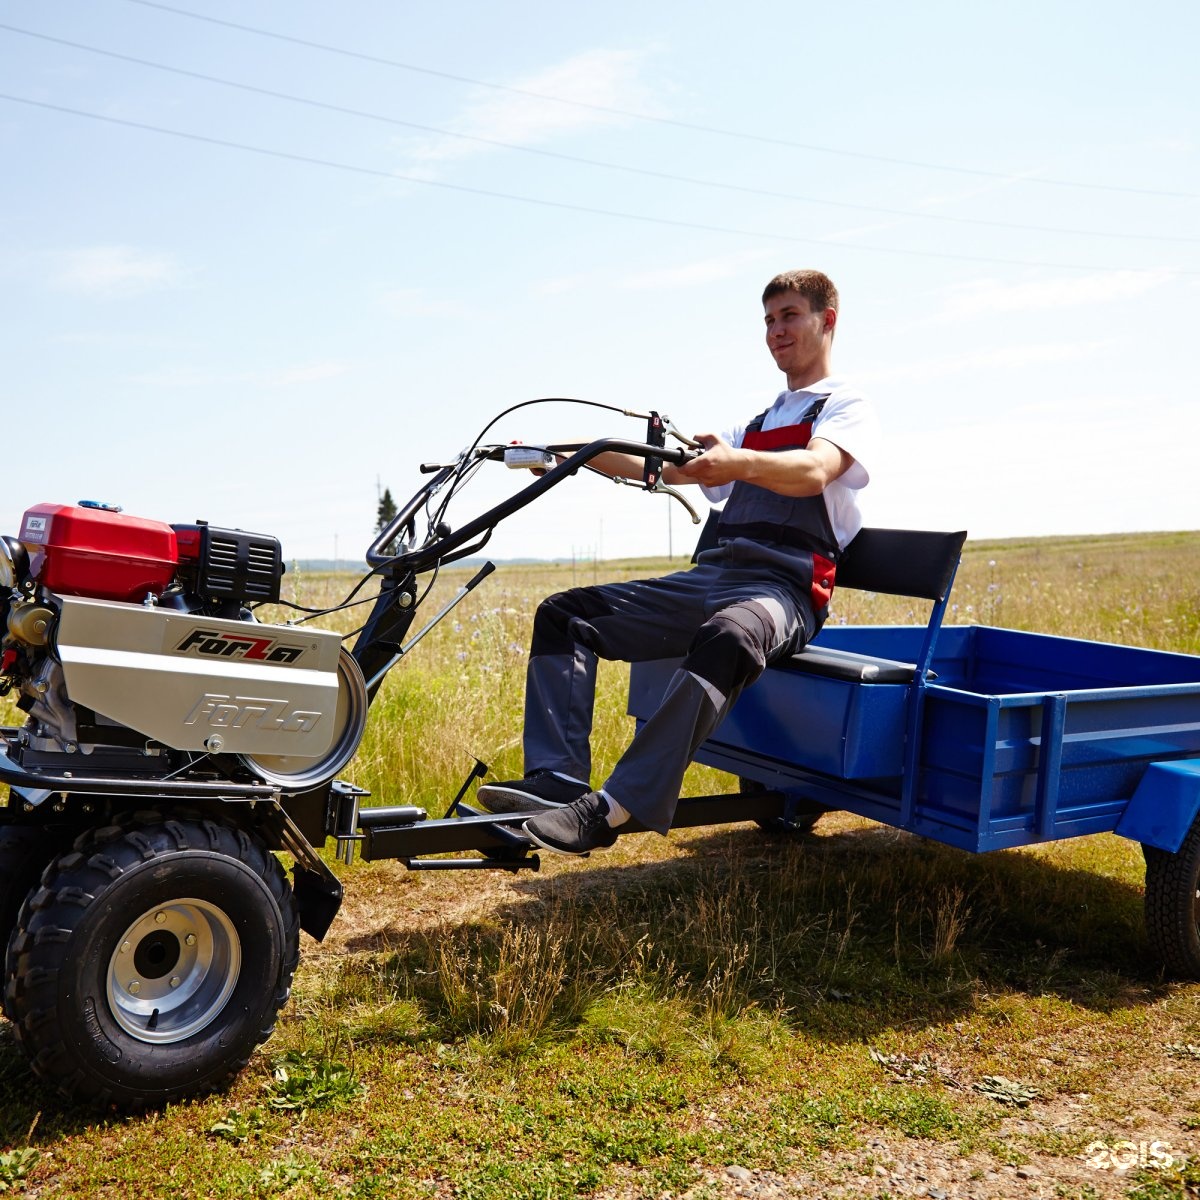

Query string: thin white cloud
[870,402,1198,538]
[124,362,352,388]
[858,340,1105,386]
[49,330,176,349]
[620,250,772,292]
[535,269,606,296]
[50,246,187,296]
[536,249,770,295]
[378,288,457,317]
[938,269,1175,320]
[407,48,656,171]
[259,363,351,387]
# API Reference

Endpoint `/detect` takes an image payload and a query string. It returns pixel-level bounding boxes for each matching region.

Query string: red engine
[19,503,179,603]
[9,502,285,614]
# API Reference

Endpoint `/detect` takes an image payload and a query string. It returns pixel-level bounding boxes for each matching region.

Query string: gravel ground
[602,1125,1173,1200]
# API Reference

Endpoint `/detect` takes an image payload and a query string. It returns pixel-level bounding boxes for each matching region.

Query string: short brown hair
[762,269,839,313]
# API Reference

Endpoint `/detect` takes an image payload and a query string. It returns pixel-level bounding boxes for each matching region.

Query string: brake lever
[655,482,702,525]
[662,416,702,450]
[622,407,701,450]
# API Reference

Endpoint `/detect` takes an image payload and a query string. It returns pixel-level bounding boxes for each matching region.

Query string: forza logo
[175,628,305,664]
[184,693,323,733]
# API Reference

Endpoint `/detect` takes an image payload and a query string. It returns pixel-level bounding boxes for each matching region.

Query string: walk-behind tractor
[3,404,1200,1110]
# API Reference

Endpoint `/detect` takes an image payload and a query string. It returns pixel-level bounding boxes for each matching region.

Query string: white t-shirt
[699,376,880,550]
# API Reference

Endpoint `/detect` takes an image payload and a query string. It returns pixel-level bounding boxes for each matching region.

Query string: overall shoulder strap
[749,395,827,434]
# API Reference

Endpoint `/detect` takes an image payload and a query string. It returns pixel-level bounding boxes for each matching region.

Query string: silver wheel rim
[105,899,242,1044]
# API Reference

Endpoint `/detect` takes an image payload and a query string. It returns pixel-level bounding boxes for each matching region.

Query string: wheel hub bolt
[154,912,167,924]
[185,934,196,946]
[128,981,141,994]
[170,976,181,989]
[120,941,131,954]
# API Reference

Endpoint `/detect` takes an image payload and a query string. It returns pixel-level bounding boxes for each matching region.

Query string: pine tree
[376,488,398,533]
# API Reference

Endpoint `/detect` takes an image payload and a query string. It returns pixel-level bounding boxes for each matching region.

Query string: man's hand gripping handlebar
[629,409,704,524]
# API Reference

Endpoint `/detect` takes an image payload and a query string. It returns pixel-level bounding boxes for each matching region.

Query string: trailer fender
[1114,760,1200,852]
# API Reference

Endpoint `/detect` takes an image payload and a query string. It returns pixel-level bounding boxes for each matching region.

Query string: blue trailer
[627,526,1200,978]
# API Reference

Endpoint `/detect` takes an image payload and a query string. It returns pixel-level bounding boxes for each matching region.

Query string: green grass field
[1,531,1199,1199]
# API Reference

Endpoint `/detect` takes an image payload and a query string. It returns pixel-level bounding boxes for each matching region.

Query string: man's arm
[678,433,852,496]
[551,449,700,486]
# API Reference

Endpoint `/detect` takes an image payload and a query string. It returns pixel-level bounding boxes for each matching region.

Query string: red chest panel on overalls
[741,420,816,453]
[715,404,838,613]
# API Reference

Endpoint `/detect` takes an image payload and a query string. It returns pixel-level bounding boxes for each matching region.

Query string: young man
[479,269,880,855]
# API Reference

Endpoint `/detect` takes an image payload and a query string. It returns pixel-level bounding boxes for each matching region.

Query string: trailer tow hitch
[346,758,542,874]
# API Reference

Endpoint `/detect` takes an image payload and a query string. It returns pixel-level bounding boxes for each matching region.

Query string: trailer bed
[628,624,1200,853]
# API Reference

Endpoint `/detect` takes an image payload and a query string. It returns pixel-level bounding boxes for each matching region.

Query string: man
[479,269,880,855]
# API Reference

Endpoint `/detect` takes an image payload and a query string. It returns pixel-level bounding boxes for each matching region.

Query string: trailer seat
[693,516,968,684]
[777,645,921,684]
[787,525,967,681]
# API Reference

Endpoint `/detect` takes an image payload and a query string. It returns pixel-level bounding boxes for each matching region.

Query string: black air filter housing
[172,522,284,605]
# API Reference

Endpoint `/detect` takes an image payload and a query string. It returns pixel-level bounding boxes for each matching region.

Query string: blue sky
[2,0,1197,564]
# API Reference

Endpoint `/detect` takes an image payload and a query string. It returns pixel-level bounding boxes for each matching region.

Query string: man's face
[763,291,832,383]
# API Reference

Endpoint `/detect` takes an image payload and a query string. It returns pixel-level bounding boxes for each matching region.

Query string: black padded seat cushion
[779,645,920,684]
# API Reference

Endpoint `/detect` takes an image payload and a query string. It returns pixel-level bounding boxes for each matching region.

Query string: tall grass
[1,532,1198,1198]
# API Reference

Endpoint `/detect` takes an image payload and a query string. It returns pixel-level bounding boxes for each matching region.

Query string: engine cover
[21,503,178,602]
[53,595,345,758]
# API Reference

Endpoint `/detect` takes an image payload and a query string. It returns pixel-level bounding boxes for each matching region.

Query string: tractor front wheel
[3,812,299,1109]
[0,826,65,1013]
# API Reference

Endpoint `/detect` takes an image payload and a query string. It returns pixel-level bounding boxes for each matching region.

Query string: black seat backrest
[693,512,966,604]
[836,527,967,602]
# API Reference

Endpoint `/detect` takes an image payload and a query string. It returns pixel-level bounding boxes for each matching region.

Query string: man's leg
[480,572,713,811]
[525,580,815,849]
[603,589,813,833]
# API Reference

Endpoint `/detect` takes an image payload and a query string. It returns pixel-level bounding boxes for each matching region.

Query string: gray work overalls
[521,398,840,833]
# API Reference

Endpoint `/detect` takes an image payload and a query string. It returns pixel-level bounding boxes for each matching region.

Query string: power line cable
[2,91,1193,276]
[121,0,1199,201]
[4,22,1194,247]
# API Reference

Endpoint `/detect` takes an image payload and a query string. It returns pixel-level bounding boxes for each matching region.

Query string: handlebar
[366,437,699,570]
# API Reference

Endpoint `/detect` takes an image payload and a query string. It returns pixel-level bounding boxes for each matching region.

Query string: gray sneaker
[523,791,621,856]
[476,770,589,814]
